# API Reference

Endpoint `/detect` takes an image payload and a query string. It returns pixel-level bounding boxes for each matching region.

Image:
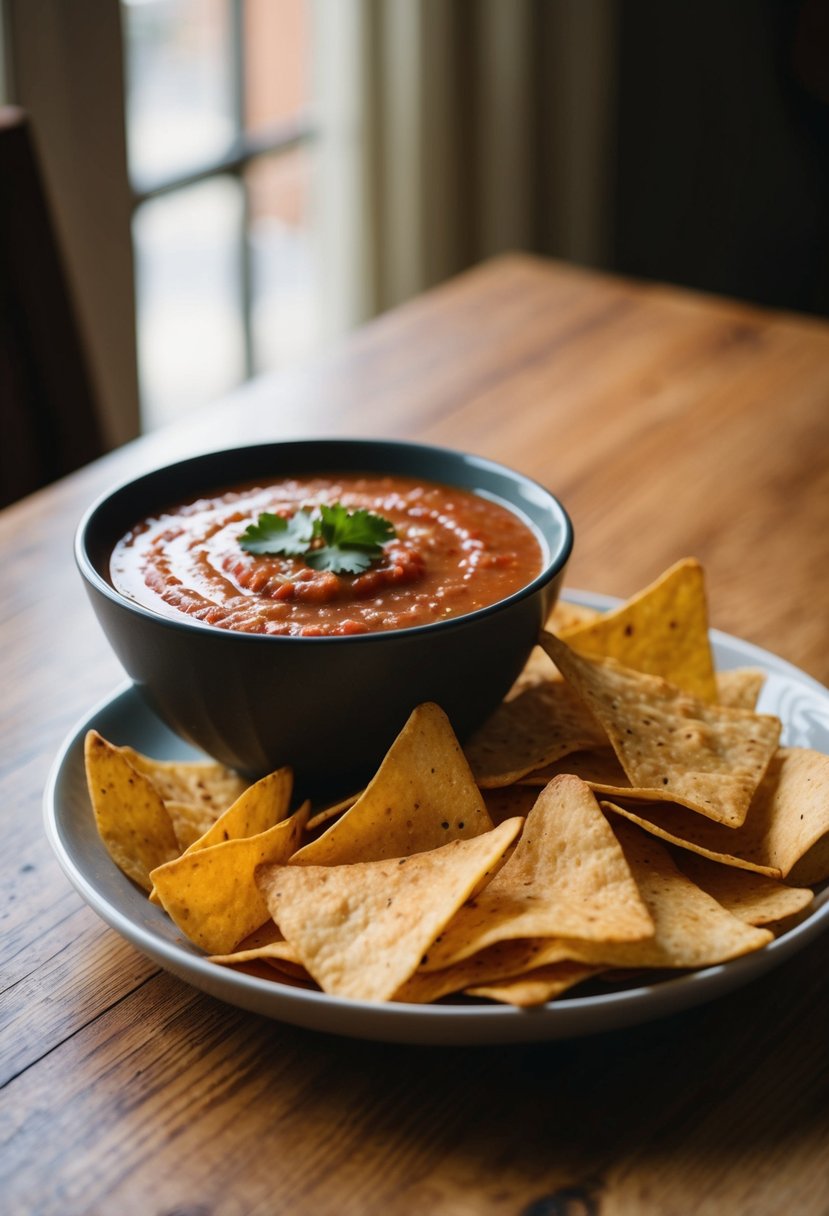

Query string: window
[123,0,318,429]
[5,0,384,445]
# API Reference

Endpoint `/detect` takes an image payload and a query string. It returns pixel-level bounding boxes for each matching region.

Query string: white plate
[44,592,829,1045]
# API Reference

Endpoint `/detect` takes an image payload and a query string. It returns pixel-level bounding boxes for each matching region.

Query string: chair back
[0,107,104,506]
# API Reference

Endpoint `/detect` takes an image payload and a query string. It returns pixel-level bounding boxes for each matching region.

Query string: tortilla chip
[466,962,600,1007]
[558,558,717,701]
[548,600,602,633]
[84,730,179,891]
[420,775,654,972]
[119,745,249,814]
[234,919,285,950]
[165,801,218,851]
[482,785,541,825]
[215,920,315,984]
[149,770,296,904]
[182,767,293,853]
[562,821,773,969]
[292,703,493,866]
[257,817,523,1002]
[519,747,627,788]
[541,633,780,826]
[672,852,814,926]
[506,645,557,699]
[505,601,600,698]
[789,833,829,886]
[743,747,829,879]
[150,806,309,954]
[508,601,604,698]
[305,791,363,834]
[500,690,751,860]
[264,959,317,986]
[716,669,766,711]
[603,748,829,880]
[465,678,608,788]
[395,938,575,1003]
[602,801,778,877]
[208,939,303,968]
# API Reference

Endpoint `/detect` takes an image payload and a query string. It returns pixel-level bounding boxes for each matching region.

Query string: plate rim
[43,590,829,1044]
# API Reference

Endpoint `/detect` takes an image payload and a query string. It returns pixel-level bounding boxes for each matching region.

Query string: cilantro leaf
[238,502,396,574]
[305,546,377,574]
[310,504,397,573]
[317,503,396,550]
[239,509,315,556]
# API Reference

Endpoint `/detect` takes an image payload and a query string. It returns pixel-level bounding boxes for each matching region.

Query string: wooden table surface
[3,256,829,1215]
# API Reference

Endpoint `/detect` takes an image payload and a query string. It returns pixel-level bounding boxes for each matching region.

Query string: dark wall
[610,0,829,316]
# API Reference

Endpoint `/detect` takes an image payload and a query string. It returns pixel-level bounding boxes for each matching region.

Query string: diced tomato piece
[337,619,369,635]
[293,571,340,602]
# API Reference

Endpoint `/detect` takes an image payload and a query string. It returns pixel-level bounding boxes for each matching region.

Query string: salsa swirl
[110,474,543,637]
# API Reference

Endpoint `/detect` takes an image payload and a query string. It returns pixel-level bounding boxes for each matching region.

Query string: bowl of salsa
[77,439,573,790]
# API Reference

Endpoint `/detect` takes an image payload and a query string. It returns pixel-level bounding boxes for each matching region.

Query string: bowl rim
[75,437,574,645]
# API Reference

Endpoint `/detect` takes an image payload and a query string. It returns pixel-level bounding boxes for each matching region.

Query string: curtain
[318,0,829,333]
[316,0,618,331]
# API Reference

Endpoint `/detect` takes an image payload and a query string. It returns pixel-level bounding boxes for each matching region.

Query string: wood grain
[2,255,828,1215]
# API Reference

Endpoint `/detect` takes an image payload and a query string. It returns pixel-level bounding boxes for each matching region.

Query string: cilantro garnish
[239,503,396,575]
[237,510,315,556]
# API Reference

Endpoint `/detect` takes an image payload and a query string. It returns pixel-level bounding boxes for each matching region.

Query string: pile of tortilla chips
[85,558,829,1007]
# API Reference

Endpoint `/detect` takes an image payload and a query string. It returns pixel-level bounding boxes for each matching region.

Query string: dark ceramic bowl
[76,439,573,792]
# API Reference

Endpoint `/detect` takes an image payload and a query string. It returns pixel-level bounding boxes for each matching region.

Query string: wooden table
[3,256,829,1215]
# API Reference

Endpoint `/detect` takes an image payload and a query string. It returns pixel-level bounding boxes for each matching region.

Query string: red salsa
[110,474,543,637]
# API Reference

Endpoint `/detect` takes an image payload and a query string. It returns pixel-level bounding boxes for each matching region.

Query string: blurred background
[2,0,827,446]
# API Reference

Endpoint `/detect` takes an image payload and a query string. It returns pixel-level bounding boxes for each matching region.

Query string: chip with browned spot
[541,633,780,827]
[420,774,654,972]
[84,731,179,891]
[119,745,249,815]
[150,806,309,954]
[257,818,523,1002]
[181,767,293,853]
[603,747,829,881]
[148,769,297,905]
[560,821,773,969]
[292,703,493,866]
[558,558,717,701]
[165,801,218,851]
[465,678,608,788]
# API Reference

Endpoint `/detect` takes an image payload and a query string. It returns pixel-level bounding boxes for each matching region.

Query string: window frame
[125,0,318,388]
